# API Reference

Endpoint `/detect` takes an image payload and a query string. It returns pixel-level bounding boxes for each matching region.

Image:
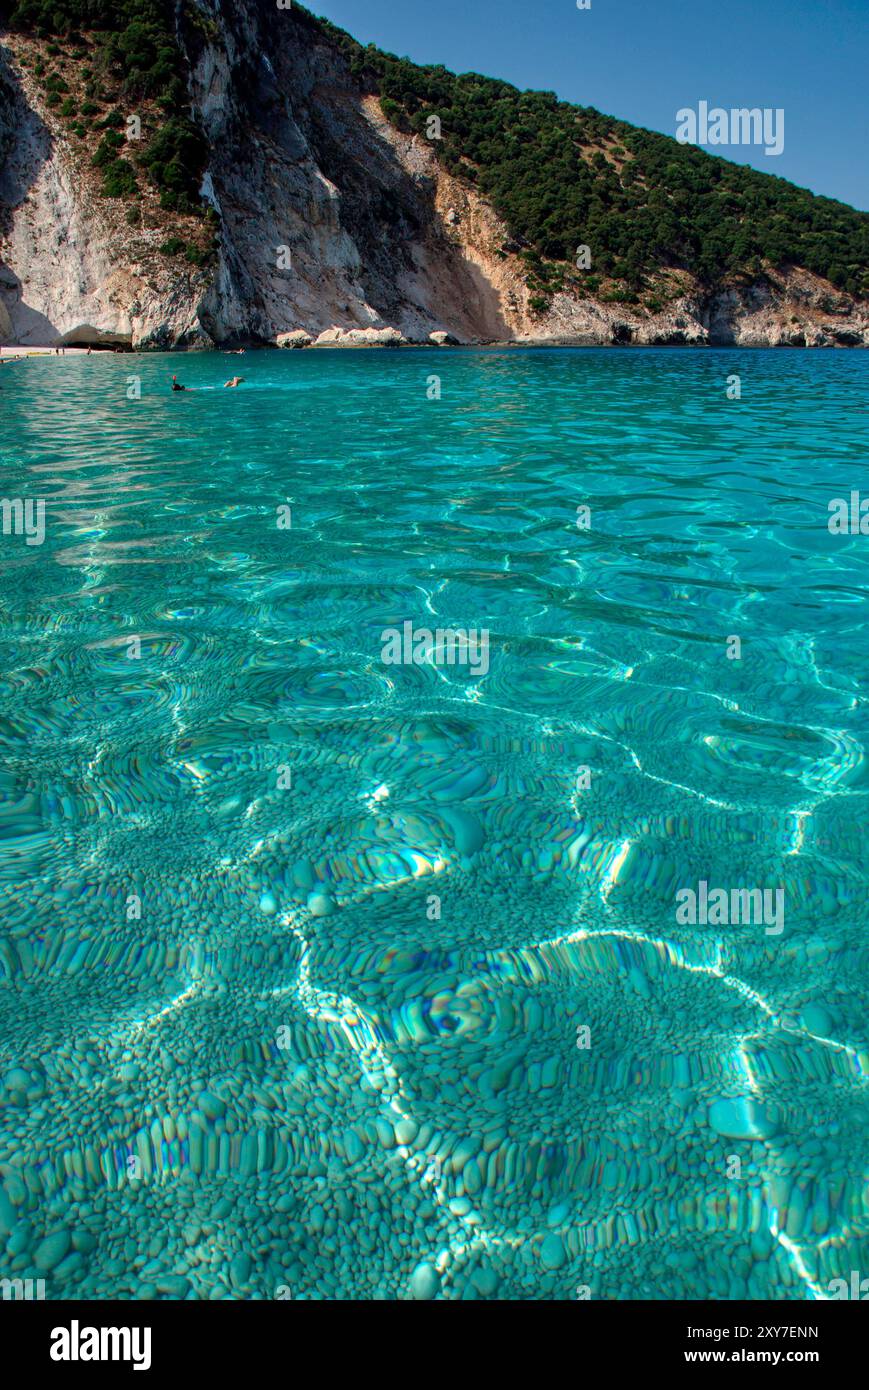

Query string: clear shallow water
[0,346,866,1300]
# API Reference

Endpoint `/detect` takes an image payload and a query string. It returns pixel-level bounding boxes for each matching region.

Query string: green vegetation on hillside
[302,6,869,303]
[3,0,206,212]
[3,1,866,305]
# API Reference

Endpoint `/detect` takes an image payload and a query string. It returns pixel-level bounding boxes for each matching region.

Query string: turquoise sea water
[0,346,866,1301]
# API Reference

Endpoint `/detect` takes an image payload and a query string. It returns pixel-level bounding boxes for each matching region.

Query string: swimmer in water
[171,375,189,391]
[223,376,245,388]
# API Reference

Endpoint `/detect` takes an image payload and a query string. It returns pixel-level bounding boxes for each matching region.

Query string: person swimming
[224,376,245,388]
[171,375,188,391]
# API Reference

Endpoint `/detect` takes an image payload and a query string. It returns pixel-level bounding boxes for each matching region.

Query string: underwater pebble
[708,1096,779,1141]
[451,1136,481,1173]
[471,1265,499,1297]
[374,1118,394,1149]
[54,1251,85,1283]
[197,1091,226,1121]
[409,1261,440,1300]
[540,1233,566,1271]
[7,1225,31,1257]
[800,1002,832,1035]
[34,1230,71,1272]
[0,1186,16,1236]
[156,1275,191,1298]
[394,1118,418,1146]
[307,891,336,918]
[547,1201,571,1228]
[292,859,315,890]
[441,807,485,856]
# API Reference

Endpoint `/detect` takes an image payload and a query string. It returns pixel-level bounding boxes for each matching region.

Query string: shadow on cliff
[189,4,511,344]
[305,89,512,343]
[0,264,58,342]
[0,48,64,344]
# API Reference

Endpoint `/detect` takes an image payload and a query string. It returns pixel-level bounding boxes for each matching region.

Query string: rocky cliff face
[1,1,867,349]
[0,28,210,347]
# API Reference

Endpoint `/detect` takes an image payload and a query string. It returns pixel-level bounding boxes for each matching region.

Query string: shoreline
[3,340,868,359]
[1,345,104,359]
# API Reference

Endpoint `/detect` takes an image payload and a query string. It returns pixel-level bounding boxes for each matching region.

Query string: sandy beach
[1,345,105,359]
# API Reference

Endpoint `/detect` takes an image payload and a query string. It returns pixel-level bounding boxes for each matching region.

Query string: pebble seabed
[1,804,866,1302]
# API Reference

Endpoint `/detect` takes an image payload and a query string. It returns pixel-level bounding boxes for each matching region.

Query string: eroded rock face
[0,41,206,348]
[0,292,12,343]
[61,323,132,347]
[699,270,869,346]
[1,8,866,349]
[185,6,507,346]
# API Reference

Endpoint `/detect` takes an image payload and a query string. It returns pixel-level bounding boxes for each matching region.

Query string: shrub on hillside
[101,158,138,198]
[7,0,207,207]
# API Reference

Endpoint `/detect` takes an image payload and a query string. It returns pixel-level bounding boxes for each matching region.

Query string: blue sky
[309,0,869,211]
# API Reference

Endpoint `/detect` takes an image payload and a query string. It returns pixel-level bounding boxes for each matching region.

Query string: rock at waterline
[276,330,312,349]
